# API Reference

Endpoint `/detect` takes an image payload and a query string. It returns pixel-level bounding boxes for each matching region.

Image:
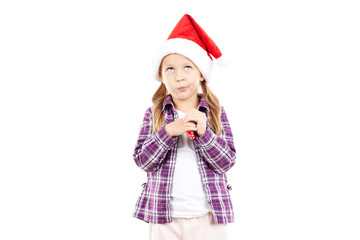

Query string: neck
[172,94,200,113]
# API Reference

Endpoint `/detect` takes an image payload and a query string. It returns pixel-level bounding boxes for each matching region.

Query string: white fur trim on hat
[153,38,213,82]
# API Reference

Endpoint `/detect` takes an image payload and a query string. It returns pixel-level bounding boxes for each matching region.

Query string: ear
[158,67,163,80]
[200,74,205,82]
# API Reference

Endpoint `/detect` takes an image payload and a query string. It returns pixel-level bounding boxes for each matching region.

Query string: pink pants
[149,212,228,240]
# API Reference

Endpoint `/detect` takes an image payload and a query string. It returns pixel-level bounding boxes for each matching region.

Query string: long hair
[200,80,222,136]
[152,60,222,136]
[151,82,167,134]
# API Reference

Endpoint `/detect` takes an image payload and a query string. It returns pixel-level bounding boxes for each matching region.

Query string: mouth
[177,86,188,91]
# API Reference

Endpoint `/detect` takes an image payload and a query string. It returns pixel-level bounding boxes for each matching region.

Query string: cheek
[162,72,174,81]
[189,71,202,80]
[188,74,202,86]
[162,80,174,91]
[161,74,169,83]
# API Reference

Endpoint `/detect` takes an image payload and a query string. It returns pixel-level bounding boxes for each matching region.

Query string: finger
[184,122,197,128]
[183,115,198,123]
[185,126,197,132]
[184,109,199,118]
[184,122,197,130]
[185,110,204,118]
[184,111,201,120]
[184,115,203,124]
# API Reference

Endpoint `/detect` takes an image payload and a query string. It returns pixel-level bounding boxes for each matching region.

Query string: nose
[176,72,185,82]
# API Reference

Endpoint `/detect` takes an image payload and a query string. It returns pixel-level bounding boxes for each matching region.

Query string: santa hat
[153,14,223,82]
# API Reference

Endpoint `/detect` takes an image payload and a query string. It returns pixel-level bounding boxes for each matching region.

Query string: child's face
[160,54,204,102]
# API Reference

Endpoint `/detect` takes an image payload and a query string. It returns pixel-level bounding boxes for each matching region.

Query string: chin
[176,93,197,101]
[172,94,188,101]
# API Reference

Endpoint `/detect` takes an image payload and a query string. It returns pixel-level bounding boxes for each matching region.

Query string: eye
[184,66,192,70]
[166,67,174,72]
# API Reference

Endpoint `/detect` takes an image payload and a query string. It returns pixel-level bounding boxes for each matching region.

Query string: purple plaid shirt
[133,94,236,224]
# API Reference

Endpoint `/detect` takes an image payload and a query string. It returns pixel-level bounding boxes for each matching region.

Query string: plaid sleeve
[133,107,177,172]
[194,106,236,174]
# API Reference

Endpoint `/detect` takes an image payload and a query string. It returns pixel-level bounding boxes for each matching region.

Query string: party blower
[186,131,195,140]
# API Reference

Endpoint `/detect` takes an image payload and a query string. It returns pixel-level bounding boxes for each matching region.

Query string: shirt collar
[162,94,209,113]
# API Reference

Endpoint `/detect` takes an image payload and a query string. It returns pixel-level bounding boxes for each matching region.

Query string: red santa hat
[154,14,223,82]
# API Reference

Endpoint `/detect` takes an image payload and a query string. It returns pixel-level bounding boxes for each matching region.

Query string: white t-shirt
[170,109,212,218]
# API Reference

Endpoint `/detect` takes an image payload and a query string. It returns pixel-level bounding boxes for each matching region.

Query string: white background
[1,0,359,239]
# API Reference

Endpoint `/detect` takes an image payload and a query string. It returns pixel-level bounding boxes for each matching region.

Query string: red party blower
[186,131,195,140]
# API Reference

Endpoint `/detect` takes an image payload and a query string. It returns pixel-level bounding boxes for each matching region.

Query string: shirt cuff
[193,127,216,148]
[154,126,178,150]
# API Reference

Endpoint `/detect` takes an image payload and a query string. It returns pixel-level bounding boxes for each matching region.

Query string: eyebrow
[163,62,193,68]
[163,65,173,70]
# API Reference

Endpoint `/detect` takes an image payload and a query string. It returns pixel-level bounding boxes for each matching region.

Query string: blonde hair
[152,59,222,136]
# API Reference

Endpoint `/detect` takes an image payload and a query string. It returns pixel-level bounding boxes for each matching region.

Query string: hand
[183,109,207,137]
[164,118,197,138]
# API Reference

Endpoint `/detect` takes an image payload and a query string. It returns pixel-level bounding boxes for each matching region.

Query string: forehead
[162,53,195,66]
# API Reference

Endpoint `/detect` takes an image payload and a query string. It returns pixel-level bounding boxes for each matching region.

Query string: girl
[133,14,236,240]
